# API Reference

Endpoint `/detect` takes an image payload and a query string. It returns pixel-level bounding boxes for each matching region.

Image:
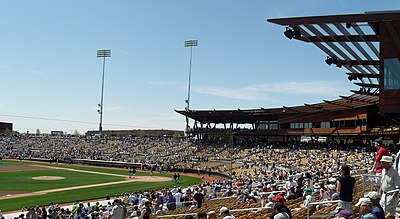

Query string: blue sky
[0,0,398,134]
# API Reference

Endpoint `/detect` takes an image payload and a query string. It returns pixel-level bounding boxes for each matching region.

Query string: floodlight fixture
[184,40,198,47]
[284,26,301,40]
[97,49,111,58]
[325,56,341,67]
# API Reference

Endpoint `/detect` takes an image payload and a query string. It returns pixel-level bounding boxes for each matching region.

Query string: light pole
[184,39,198,131]
[97,49,111,138]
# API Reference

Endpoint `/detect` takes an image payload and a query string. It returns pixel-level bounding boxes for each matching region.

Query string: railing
[163,196,236,211]
[306,200,339,219]
[155,206,272,218]
[383,188,400,214]
[361,174,381,196]
[230,206,272,212]
[156,213,196,218]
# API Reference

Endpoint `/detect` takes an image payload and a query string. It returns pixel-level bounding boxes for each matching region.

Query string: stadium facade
[176,11,400,144]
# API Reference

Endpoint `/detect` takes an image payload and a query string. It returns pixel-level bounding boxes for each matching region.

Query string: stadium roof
[175,93,378,124]
[177,11,400,125]
[268,10,400,96]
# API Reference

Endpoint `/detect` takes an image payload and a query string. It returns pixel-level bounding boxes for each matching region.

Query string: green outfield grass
[0,169,124,191]
[0,159,21,166]
[0,160,202,212]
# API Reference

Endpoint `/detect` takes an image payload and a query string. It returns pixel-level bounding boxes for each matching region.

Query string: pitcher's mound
[32,176,65,180]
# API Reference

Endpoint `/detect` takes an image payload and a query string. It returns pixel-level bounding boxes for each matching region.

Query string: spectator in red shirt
[370,139,390,174]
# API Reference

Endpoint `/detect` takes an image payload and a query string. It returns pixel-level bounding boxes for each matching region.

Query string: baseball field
[0,160,202,212]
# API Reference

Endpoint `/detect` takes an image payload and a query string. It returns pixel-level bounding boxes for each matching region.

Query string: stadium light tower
[97,49,111,138]
[184,40,198,132]
[184,39,198,111]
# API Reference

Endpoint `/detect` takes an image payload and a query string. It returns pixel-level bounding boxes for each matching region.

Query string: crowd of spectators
[1,133,400,219]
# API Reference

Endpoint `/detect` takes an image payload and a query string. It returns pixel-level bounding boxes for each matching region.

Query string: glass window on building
[257,121,278,130]
[321,121,331,128]
[305,122,312,128]
[270,123,278,129]
[384,58,400,90]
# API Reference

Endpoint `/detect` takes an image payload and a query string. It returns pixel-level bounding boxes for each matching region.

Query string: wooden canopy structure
[268,11,400,114]
[176,11,400,141]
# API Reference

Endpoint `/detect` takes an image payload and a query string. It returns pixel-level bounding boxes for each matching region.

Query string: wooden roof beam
[304,103,325,111]
[323,100,353,109]
[304,34,378,42]
[346,72,380,79]
[350,90,379,96]
[354,82,380,88]
[327,59,379,66]
[283,106,302,113]
[267,12,400,26]
[339,95,378,104]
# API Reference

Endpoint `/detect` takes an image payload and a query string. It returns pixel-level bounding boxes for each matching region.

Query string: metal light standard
[184,40,198,132]
[97,49,111,138]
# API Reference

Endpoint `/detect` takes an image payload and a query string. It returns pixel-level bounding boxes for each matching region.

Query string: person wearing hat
[207,211,217,219]
[302,187,315,208]
[264,193,276,208]
[365,192,384,219]
[219,207,235,219]
[369,139,390,174]
[272,193,286,204]
[337,165,357,211]
[355,198,376,219]
[379,155,400,219]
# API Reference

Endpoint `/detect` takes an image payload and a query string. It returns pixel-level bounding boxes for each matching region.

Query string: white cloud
[246,81,348,96]
[193,81,349,101]
[193,85,276,101]
[148,80,350,102]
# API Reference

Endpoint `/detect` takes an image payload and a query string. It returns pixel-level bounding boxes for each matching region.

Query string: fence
[361,174,381,196]
[306,200,339,219]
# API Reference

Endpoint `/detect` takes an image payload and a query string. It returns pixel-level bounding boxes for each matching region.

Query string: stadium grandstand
[176,11,400,145]
[3,10,400,219]
[85,129,184,139]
